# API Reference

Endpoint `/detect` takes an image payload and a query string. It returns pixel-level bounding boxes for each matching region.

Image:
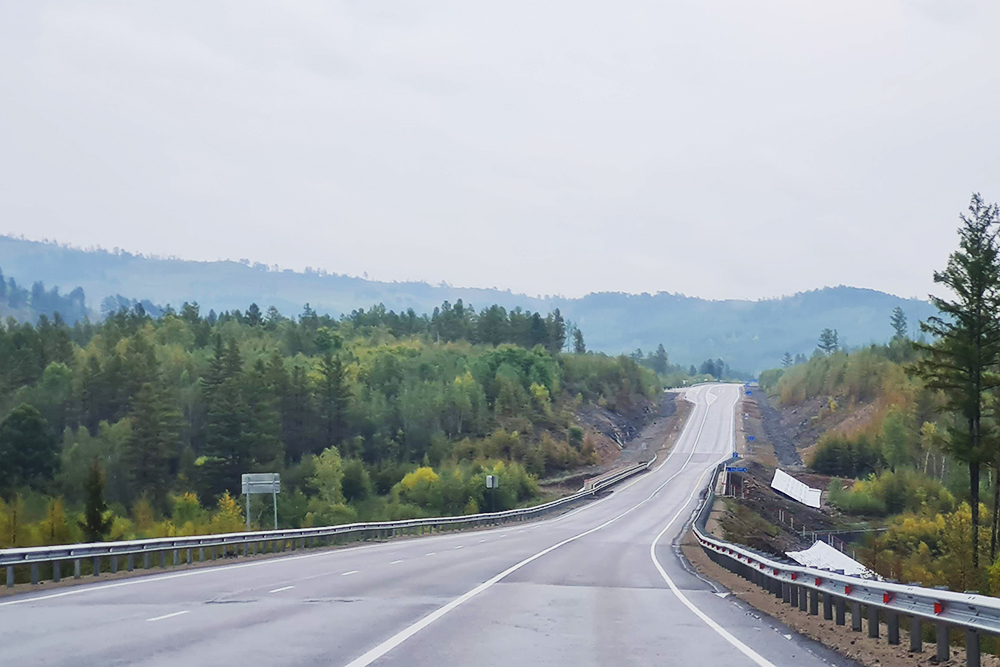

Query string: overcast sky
[1,1,998,301]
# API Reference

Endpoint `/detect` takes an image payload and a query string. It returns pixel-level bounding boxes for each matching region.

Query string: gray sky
[1,1,998,301]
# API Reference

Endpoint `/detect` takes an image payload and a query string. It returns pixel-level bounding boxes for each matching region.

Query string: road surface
[1,384,857,666]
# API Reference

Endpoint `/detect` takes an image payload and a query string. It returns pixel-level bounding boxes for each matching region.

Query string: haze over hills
[0,235,936,373]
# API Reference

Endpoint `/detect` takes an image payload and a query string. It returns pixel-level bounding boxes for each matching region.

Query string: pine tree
[818,328,839,354]
[125,383,181,509]
[913,193,1000,568]
[573,328,586,354]
[781,352,793,368]
[79,459,113,542]
[652,344,669,374]
[890,306,908,340]
[546,309,566,354]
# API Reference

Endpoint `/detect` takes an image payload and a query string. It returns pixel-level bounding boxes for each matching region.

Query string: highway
[1,384,858,666]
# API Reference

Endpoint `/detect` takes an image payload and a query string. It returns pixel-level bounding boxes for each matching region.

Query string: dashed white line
[268,585,294,593]
[390,560,404,565]
[477,539,486,543]
[424,552,435,557]
[453,546,463,550]
[147,610,189,622]
[342,570,359,576]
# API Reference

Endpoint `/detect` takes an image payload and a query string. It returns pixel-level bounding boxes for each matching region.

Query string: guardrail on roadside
[1,458,654,590]
[691,462,999,667]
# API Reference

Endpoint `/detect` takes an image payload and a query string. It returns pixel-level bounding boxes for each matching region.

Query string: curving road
[1,385,857,666]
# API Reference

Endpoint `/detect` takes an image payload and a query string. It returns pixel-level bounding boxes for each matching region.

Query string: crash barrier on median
[1,458,655,590]
[692,462,1000,667]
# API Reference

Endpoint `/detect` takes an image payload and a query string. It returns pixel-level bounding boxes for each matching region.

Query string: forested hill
[0,236,936,371]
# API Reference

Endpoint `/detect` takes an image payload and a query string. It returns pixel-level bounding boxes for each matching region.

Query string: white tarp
[771,469,822,508]
[786,540,871,577]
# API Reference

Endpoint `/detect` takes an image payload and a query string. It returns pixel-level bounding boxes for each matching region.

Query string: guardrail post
[211,547,217,560]
[966,628,980,667]
[835,596,845,625]
[936,622,949,662]
[53,561,61,583]
[790,584,799,608]
[93,556,100,577]
[867,605,879,638]
[782,582,790,604]
[886,610,898,645]
[199,547,205,562]
[160,551,166,569]
[809,589,818,615]
[798,587,808,612]
[186,548,192,564]
[144,553,151,569]
[173,550,179,566]
[823,593,832,620]
[74,559,81,579]
[851,602,862,632]
[910,616,922,652]
[30,563,38,585]
[111,555,118,574]
[6,565,13,587]
[128,554,134,572]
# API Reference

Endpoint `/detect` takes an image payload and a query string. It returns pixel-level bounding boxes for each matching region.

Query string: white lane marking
[478,539,486,543]
[146,610,189,622]
[341,397,725,667]
[649,401,775,667]
[341,570,359,576]
[453,546,463,550]
[390,560,404,565]
[268,586,294,593]
[424,552,435,557]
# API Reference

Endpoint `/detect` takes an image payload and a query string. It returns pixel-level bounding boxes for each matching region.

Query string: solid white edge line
[146,610,189,622]
[649,386,777,667]
[341,386,718,667]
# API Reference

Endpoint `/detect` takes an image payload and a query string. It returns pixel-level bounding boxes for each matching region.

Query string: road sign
[485,475,498,489]
[242,473,280,495]
[241,473,280,530]
[747,436,755,442]
[745,390,752,395]
[732,452,739,459]
[726,467,749,473]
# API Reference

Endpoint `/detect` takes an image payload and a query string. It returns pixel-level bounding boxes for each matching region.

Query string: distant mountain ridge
[0,236,937,372]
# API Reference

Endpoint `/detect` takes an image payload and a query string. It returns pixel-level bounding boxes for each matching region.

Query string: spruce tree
[913,193,1000,569]
[80,459,113,542]
[890,306,908,339]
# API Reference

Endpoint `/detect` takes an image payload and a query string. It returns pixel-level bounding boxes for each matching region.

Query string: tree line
[0,297,661,547]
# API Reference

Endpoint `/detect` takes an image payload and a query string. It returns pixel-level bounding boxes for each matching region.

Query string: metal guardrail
[691,462,999,667]
[2,457,655,589]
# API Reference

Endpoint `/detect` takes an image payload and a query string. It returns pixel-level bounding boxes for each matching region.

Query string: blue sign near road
[747,436,755,442]
[745,390,752,395]
[732,452,739,459]
[726,467,749,473]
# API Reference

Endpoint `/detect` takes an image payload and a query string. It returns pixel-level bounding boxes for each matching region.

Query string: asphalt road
[1,384,858,666]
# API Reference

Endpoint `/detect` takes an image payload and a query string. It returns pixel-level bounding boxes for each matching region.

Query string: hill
[0,236,936,372]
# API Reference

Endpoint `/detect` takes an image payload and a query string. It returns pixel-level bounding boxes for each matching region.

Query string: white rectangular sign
[242,473,280,495]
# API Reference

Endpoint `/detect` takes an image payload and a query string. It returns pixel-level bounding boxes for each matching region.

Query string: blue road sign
[726,467,749,473]
[732,452,739,459]
[745,390,752,395]
[747,436,755,442]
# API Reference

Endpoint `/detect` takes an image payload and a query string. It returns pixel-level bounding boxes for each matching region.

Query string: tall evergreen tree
[0,403,58,495]
[125,383,181,509]
[79,459,113,542]
[890,306,908,340]
[913,193,1000,569]
[781,352,794,368]
[573,328,586,354]
[818,328,839,354]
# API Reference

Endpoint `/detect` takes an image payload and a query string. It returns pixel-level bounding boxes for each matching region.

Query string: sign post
[485,475,498,513]
[242,473,281,530]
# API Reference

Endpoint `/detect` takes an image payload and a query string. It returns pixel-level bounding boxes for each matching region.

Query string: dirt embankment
[541,392,689,491]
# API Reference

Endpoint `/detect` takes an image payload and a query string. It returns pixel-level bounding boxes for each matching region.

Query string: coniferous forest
[0,297,661,547]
